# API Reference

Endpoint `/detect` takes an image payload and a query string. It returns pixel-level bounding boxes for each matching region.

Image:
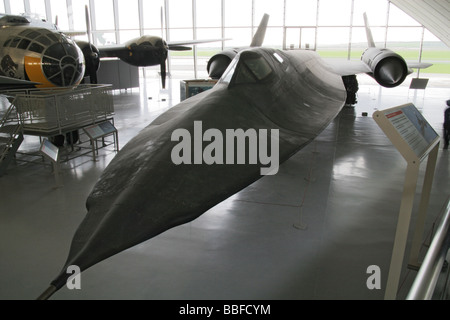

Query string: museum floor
[0,73,449,300]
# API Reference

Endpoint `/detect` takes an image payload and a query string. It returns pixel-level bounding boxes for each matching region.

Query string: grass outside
[317,49,450,74]
[171,48,450,74]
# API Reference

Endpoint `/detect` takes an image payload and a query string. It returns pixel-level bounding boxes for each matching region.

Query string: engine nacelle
[361,47,408,88]
[207,49,239,79]
[76,41,101,80]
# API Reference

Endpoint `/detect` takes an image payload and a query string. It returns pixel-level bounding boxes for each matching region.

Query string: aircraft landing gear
[342,75,359,106]
[50,130,79,147]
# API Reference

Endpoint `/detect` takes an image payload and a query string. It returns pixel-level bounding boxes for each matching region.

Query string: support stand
[373,103,440,300]
[408,144,439,269]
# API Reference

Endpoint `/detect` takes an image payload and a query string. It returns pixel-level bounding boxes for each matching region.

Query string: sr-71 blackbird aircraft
[0,6,226,90]
[37,13,431,299]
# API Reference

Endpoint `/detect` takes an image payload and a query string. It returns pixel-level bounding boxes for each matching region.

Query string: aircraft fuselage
[49,47,347,289]
[108,36,168,67]
[0,16,85,88]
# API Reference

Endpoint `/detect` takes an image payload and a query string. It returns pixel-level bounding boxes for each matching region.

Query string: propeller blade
[167,44,192,51]
[160,6,164,38]
[90,65,98,84]
[83,5,100,84]
[85,5,92,45]
[160,59,166,89]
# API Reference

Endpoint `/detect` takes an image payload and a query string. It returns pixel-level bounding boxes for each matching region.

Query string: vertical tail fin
[363,12,376,48]
[250,13,269,47]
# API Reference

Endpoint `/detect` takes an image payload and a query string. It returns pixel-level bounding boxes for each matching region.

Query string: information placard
[98,121,116,135]
[373,103,440,299]
[40,139,59,162]
[84,121,117,140]
[84,124,105,140]
[409,78,429,90]
[373,103,439,162]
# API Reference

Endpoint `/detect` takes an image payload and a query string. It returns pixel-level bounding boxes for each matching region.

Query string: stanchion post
[384,161,420,300]
[408,143,440,268]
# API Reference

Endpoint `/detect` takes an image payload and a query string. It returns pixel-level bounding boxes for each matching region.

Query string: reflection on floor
[0,74,449,300]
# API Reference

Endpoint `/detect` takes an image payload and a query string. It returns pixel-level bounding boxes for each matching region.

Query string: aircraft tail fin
[363,12,376,48]
[250,13,269,47]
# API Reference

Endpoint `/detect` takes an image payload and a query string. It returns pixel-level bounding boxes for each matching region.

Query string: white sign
[40,139,59,162]
[384,105,438,158]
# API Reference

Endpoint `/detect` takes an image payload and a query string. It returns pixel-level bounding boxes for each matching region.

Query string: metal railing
[0,97,22,162]
[407,196,450,300]
[6,84,114,136]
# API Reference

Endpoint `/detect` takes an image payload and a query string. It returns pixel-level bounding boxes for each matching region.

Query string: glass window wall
[10,1,25,15]
[17,0,447,80]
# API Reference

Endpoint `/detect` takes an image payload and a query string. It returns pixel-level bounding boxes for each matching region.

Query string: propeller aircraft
[0,6,228,90]
[0,13,85,89]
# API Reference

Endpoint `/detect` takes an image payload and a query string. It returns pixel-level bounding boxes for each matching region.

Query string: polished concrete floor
[0,73,449,300]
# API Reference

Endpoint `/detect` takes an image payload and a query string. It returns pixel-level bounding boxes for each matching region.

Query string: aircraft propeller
[160,55,167,89]
[81,5,100,84]
[156,5,191,89]
[78,5,226,89]
[158,6,169,89]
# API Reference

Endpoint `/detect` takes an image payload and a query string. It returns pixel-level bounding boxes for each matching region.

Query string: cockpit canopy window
[219,58,238,84]
[9,38,21,48]
[4,28,66,53]
[18,39,31,50]
[29,42,44,53]
[220,50,273,87]
[239,56,272,82]
[42,42,84,86]
[19,29,40,39]
[0,15,30,25]
[36,35,51,46]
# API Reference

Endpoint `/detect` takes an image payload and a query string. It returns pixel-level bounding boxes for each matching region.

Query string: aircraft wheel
[50,134,65,147]
[66,130,79,145]
[343,75,359,106]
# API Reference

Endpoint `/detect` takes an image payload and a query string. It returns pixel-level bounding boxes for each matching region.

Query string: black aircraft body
[37,13,431,299]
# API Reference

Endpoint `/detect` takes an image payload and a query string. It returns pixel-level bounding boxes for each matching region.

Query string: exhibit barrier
[8,84,114,136]
[0,85,116,175]
[407,196,450,300]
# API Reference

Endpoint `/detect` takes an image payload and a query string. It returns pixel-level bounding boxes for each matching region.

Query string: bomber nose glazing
[42,38,85,87]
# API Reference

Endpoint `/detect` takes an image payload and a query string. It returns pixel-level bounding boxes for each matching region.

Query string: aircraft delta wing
[326,13,432,88]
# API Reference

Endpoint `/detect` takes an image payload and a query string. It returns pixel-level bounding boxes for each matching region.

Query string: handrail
[0,100,16,128]
[406,196,450,299]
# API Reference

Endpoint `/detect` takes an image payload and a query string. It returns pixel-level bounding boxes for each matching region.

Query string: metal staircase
[0,99,23,176]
